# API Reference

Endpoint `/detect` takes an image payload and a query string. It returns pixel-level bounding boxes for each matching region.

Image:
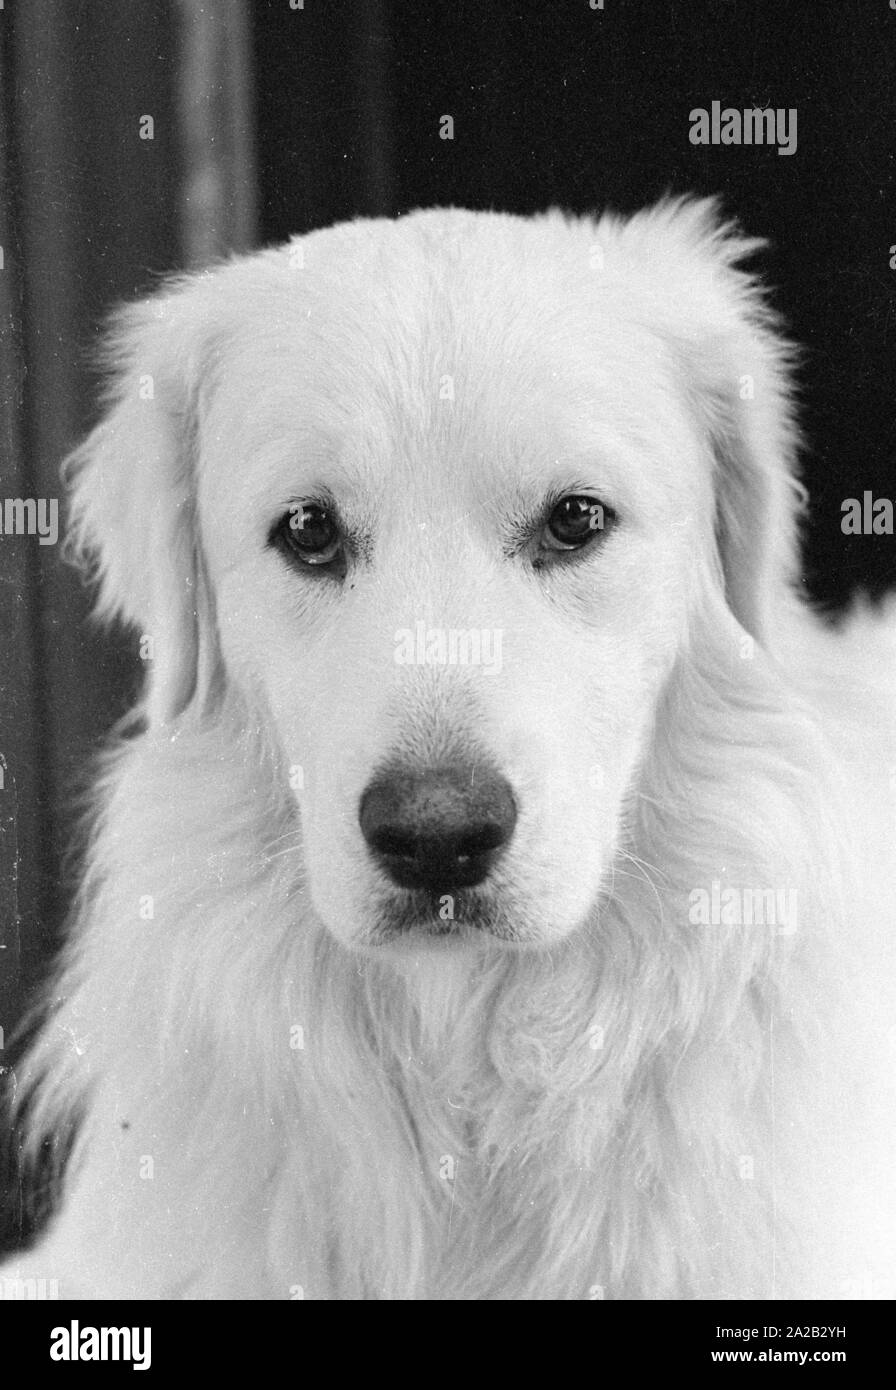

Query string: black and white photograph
[1,0,895,1344]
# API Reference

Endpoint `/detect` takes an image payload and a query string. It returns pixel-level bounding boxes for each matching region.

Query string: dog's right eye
[271,504,344,572]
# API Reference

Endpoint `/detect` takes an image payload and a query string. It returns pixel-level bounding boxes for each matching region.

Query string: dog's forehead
[200,219,703,523]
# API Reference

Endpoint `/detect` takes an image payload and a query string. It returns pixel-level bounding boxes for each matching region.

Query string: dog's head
[66,201,801,951]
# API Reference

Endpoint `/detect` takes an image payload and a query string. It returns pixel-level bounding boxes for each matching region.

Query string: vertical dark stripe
[0,5,44,1024]
[176,0,258,266]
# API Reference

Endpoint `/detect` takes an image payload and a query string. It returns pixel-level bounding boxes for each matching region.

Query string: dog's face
[69,205,798,951]
[203,300,701,949]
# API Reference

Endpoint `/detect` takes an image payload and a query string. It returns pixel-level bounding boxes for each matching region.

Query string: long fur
[3,199,896,1299]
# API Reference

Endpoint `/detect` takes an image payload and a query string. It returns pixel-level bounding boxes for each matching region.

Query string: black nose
[359,764,517,890]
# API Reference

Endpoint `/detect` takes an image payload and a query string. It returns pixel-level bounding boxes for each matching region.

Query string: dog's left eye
[271,504,344,570]
[543,495,615,552]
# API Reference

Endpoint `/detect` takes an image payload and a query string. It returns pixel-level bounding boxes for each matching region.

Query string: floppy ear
[685,269,805,645]
[618,198,806,645]
[64,286,220,727]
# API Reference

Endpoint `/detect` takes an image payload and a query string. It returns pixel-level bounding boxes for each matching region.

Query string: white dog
[3,199,896,1299]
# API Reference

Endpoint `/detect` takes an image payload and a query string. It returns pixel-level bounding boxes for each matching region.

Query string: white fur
[3,200,896,1299]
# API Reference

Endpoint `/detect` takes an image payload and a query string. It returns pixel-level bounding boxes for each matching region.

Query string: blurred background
[2,0,895,1248]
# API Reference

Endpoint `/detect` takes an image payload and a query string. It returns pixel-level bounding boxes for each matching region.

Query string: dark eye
[543,495,615,552]
[273,504,343,569]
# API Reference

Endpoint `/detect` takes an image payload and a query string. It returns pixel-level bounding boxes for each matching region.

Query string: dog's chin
[352,887,542,953]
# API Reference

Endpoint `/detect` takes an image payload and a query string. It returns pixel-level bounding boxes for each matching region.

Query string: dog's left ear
[63,283,221,727]
[689,272,804,647]
[623,199,805,645]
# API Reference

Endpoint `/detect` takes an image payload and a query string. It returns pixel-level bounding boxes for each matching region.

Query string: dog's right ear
[64,287,219,728]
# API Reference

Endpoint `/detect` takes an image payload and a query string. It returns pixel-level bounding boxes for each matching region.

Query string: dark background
[2,0,895,1248]
[254,0,896,602]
